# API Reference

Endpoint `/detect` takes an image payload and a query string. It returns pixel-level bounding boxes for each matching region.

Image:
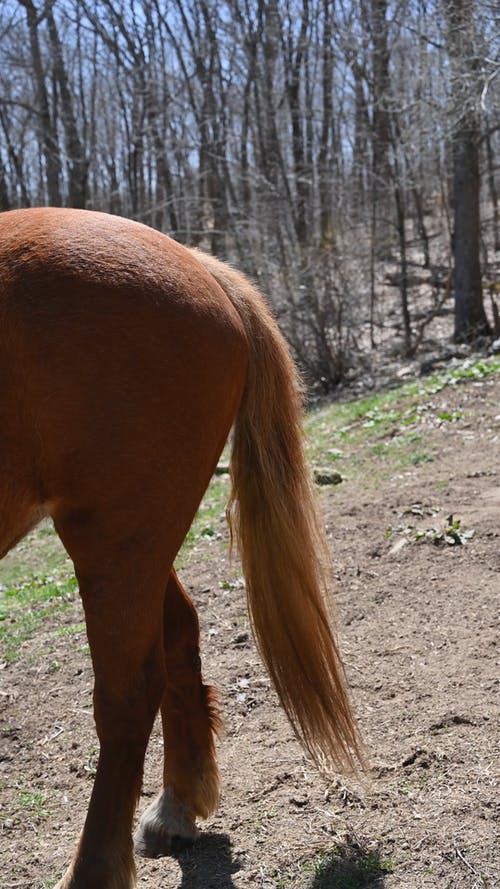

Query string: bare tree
[443,0,490,341]
[17,0,62,204]
[46,4,88,207]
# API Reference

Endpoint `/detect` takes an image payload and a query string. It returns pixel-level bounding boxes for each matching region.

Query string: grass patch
[52,621,86,638]
[306,841,394,887]
[0,568,78,662]
[1,789,51,828]
[16,790,50,819]
[0,522,70,589]
[306,355,500,478]
[180,474,231,549]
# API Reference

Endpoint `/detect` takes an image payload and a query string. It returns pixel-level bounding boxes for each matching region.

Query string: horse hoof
[134,788,199,858]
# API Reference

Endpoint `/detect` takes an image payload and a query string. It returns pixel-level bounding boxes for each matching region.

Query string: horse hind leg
[134,569,220,858]
[52,509,170,889]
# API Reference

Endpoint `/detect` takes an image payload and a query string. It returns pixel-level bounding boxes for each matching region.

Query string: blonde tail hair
[191,249,362,772]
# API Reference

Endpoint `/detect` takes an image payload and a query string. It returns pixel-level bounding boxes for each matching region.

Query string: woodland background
[0,0,499,389]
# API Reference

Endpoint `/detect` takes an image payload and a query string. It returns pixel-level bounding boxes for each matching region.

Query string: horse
[0,207,361,889]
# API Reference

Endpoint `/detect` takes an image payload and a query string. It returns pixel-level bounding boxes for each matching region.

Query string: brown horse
[0,207,361,888]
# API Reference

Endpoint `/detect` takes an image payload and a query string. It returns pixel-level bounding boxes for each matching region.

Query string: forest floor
[1,359,499,889]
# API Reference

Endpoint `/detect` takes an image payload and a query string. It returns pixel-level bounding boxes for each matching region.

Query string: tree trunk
[394,184,412,354]
[484,128,499,252]
[444,0,490,341]
[370,0,391,202]
[286,0,310,245]
[452,126,489,340]
[318,0,335,246]
[19,0,61,205]
[46,6,88,208]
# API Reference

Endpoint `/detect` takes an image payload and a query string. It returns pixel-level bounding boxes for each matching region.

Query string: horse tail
[191,249,363,773]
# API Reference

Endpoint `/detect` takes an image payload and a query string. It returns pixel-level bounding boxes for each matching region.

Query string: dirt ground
[1,372,499,889]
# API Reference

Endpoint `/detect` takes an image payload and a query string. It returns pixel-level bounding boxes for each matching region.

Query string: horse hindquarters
[0,209,248,888]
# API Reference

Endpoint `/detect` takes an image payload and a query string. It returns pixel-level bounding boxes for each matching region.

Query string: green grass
[0,566,78,662]
[1,788,51,829]
[16,790,50,819]
[52,621,86,638]
[304,842,395,888]
[179,474,231,550]
[306,355,500,479]
[0,522,70,588]
[1,355,499,661]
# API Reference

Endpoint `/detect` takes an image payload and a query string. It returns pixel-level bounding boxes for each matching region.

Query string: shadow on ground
[175,832,241,889]
[172,833,390,889]
[310,839,390,888]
